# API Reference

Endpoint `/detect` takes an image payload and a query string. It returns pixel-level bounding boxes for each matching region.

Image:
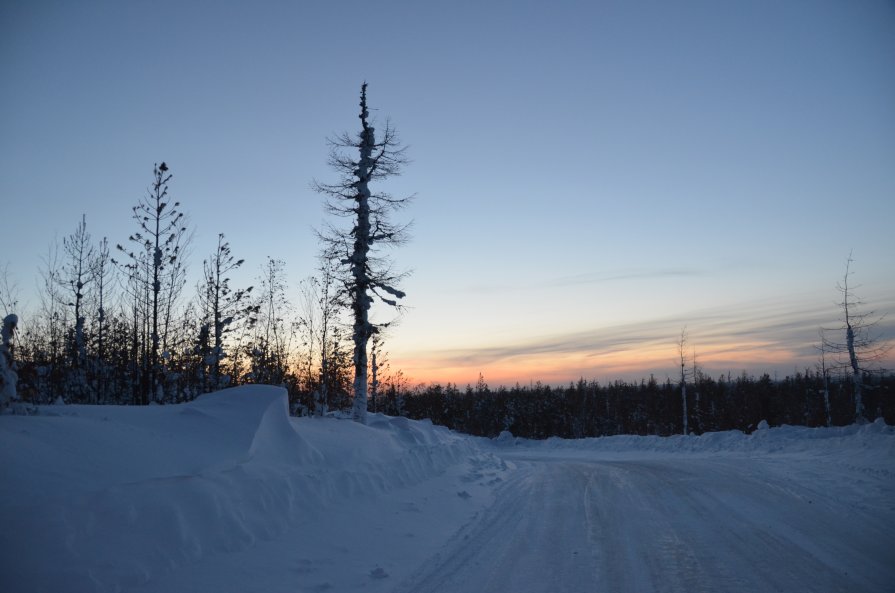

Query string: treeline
[7,245,399,415]
[392,372,895,439]
[1,162,406,415]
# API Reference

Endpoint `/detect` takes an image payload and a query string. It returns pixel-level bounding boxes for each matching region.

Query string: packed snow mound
[2,385,319,497]
[0,386,494,593]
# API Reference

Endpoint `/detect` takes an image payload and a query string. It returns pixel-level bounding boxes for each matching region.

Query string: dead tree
[678,327,689,434]
[824,253,891,423]
[815,328,833,427]
[314,83,412,424]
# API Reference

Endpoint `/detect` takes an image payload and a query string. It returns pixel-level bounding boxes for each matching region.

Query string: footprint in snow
[369,567,389,579]
[457,490,471,499]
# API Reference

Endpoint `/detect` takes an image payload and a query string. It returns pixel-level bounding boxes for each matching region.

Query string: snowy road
[395,453,895,593]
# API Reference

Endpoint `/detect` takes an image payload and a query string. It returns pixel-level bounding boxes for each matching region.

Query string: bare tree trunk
[817,329,832,427]
[678,327,689,435]
[846,322,864,421]
[370,342,379,414]
[839,254,866,423]
[348,87,376,423]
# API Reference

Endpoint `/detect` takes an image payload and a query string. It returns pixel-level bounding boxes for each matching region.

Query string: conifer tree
[116,162,188,403]
[91,237,113,403]
[0,269,19,408]
[197,234,254,391]
[62,215,95,401]
[0,313,18,410]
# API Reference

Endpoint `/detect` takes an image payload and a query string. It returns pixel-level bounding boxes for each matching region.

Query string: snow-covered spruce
[0,313,18,409]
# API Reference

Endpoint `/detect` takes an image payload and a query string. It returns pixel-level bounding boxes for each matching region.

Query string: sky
[2,0,894,387]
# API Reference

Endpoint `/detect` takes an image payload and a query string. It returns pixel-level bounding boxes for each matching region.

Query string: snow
[2,385,893,593]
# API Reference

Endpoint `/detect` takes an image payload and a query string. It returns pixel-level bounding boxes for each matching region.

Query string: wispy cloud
[547,268,708,288]
[397,293,895,384]
[464,267,708,294]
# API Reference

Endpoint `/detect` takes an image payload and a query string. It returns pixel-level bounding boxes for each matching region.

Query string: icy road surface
[397,451,895,593]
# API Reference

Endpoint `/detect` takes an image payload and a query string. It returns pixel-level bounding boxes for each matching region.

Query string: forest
[390,373,895,439]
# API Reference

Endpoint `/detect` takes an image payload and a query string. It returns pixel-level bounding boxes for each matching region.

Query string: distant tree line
[389,371,895,439]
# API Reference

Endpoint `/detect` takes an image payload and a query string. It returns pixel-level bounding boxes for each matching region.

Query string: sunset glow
[392,324,895,389]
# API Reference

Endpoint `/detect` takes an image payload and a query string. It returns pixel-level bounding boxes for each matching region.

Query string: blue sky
[2,0,894,385]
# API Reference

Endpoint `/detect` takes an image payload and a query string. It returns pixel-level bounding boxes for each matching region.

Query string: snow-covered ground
[2,386,893,593]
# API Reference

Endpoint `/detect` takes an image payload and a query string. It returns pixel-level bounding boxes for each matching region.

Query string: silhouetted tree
[816,328,833,427]
[196,234,254,391]
[37,239,67,400]
[116,162,188,403]
[298,253,346,416]
[678,327,689,434]
[0,313,18,410]
[247,257,292,386]
[824,253,891,422]
[315,83,412,423]
[90,237,114,403]
[61,215,95,401]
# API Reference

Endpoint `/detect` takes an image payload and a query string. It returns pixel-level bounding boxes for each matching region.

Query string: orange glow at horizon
[390,338,895,388]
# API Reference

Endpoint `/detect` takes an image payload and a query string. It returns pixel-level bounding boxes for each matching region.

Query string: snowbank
[0,386,496,593]
[489,421,895,519]
[490,418,895,458]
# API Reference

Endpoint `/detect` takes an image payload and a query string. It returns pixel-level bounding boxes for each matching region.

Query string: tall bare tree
[678,327,689,435]
[314,83,412,423]
[824,253,891,423]
[815,328,832,427]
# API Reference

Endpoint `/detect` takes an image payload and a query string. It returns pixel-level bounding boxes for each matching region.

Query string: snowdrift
[491,418,895,458]
[0,386,492,593]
